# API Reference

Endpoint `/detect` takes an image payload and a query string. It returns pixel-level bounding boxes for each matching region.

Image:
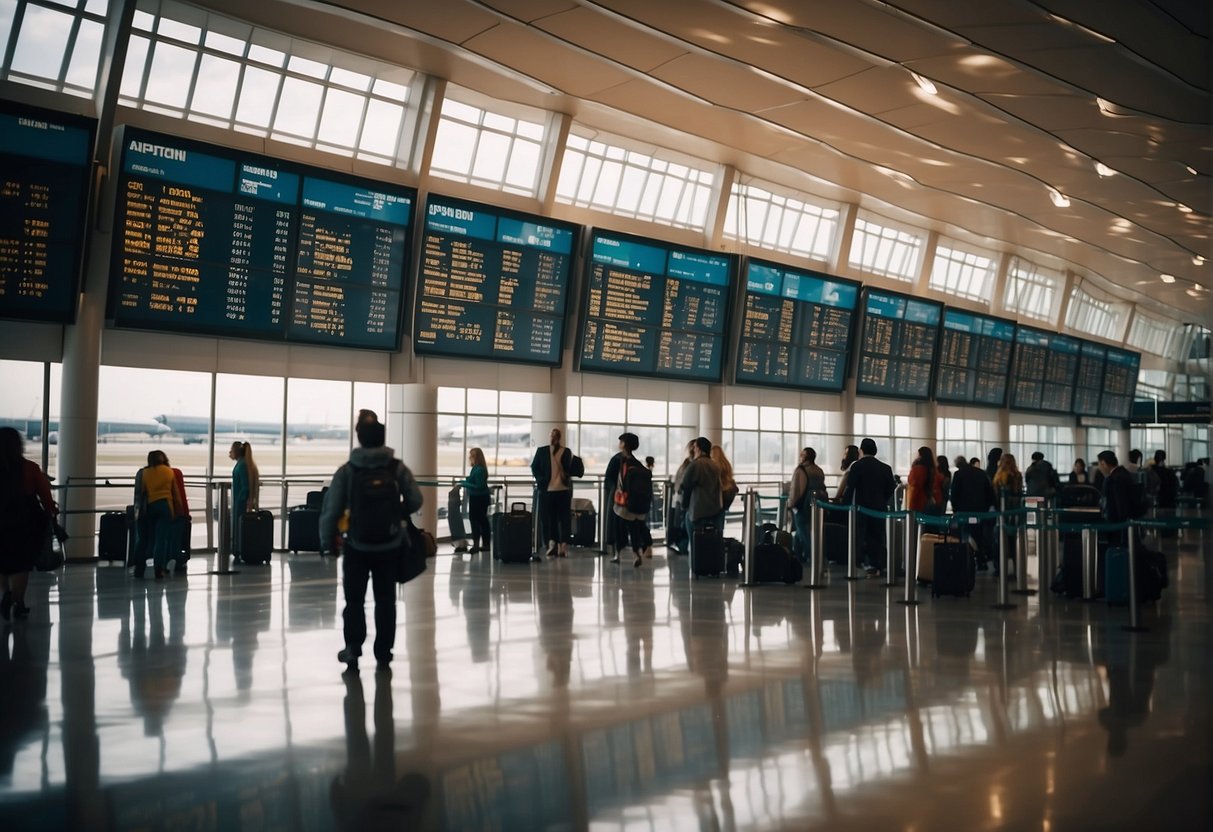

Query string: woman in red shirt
[906,446,944,515]
[0,427,58,620]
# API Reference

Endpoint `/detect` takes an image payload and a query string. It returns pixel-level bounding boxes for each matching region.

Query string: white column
[698,384,724,441]
[390,383,438,533]
[532,367,568,446]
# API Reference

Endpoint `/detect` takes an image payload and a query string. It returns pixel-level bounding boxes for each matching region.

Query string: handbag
[397,526,427,585]
[35,517,64,571]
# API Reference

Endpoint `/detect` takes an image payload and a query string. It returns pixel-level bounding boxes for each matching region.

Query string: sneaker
[468,546,481,554]
[609,555,621,564]
[337,648,359,672]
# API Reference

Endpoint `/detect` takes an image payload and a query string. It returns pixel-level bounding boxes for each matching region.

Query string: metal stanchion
[1124,526,1147,632]
[1081,527,1097,601]
[897,512,919,606]
[993,493,1015,609]
[806,497,828,589]
[882,512,899,588]
[846,500,861,581]
[1012,502,1037,596]
[210,482,239,575]
[742,488,757,586]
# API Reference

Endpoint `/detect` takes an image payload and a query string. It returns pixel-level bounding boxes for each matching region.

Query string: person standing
[0,427,58,620]
[906,447,943,514]
[787,447,827,562]
[667,440,696,555]
[839,438,896,576]
[530,428,575,559]
[134,451,182,579]
[604,439,628,554]
[1069,458,1090,485]
[1024,451,1060,501]
[680,437,722,564]
[985,447,1003,482]
[950,456,997,567]
[460,447,491,554]
[609,433,651,567]
[1151,450,1179,510]
[936,456,952,509]
[229,441,260,559]
[834,444,860,502]
[321,419,423,673]
[992,452,1024,576]
[1098,451,1143,547]
[711,445,737,534]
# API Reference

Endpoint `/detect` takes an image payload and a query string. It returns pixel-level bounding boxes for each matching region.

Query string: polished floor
[0,528,1210,831]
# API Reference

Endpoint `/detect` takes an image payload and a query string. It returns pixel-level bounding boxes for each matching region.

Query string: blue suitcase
[1105,546,1130,605]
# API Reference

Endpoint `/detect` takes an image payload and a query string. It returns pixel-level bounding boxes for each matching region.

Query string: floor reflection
[0,532,1208,830]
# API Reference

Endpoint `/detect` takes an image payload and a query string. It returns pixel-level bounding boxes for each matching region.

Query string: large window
[847,212,924,283]
[1127,312,1179,358]
[119,0,418,165]
[722,178,839,261]
[936,417,1001,470]
[0,358,61,478]
[1004,256,1059,322]
[1065,285,1124,340]
[1083,427,1121,470]
[1009,422,1074,476]
[565,395,696,479]
[1,0,109,97]
[436,387,533,481]
[212,372,284,512]
[853,412,930,481]
[430,86,548,196]
[929,240,997,304]
[556,127,716,230]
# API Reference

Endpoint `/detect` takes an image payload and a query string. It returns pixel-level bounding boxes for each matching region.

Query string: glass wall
[1082,427,1121,471]
[1008,423,1075,475]
[720,404,852,491]
[0,359,61,478]
[936,416,1001,469]
[436,387,533,481]
[212,372,285,513]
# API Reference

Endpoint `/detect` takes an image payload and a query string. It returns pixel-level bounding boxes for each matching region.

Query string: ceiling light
[1094,162,1116,177]
[910,71,937,95]
[1048,188,1070,208]
[1159,273,1175,284]
[1186,165,1199,176]
[1194,255,1206,266]
[1177,203,1192,213]
[1186,288,1202,298]
[1096,97,1116,115]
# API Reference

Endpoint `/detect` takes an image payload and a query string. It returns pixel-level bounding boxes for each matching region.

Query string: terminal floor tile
[0,529,1210,830]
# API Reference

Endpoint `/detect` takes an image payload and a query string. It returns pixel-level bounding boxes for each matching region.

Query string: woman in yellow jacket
[137,452,181,579]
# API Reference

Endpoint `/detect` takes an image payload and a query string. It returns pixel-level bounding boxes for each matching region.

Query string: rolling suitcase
[240,510,274,564]
[931,542,976,598]
[288,506,321,552]
[448,488,468,547]
[753,541,803,583]
[691,523,725,577]
[172,515,192,570]
[1105,545,1130,605]
[99,510,128,562]
[570,497,596,546]
[823,522,848,565]
[305,489,327,510]
[493,502,533,563]
[916,533,957,583]
[724,537,745,577]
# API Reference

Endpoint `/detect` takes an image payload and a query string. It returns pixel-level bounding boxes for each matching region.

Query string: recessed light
[1160,273,1175,283]
[1048,188,1070,208]
[1094,162,1116,177]
[910,71,937,95]
[1096,97,1116,115]
[1186,165,1199,176]
[1186,288,1202,298]
[1177,203,1192,213]
[1194,255,1206,266]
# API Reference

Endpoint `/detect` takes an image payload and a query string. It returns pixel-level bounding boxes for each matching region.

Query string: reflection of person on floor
[537,563,575,688]
[331,672,430,831]
[0,618,50,776]
[622,569,656,675]
[1098,617,1170,758]
[215,570,271,696]
[118,582,188,735]
[448,551,491,663]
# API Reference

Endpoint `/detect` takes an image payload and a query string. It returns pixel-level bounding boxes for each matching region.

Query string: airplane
[153,414,349,444]
[0,416,173,444]
[438,424,532,447]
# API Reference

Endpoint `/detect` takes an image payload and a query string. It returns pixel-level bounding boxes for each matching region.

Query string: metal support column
[1081,527,1097,601]
[845,500,861,581]
[993,493,1015,609]
[897,512,919,606]
[882,512,899,589]
[1012,503,1037,596]
[742,489,757,586]
[806,497,827,589]
[210,482,239,575]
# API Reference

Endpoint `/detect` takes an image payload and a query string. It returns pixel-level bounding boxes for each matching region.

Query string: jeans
[792,509,811,563]
[146,499,173,572]
[541,489,572,546]
[342,544,399,662]
[468,493,491,547]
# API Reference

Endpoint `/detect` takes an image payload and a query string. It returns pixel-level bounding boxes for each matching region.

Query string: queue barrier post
[210,482,240,576]
[882,510,900,589]
[897,511,919,606]
[742,488,757,586]
[846,500,861,581]
[1012,502,1037,596]
[806,497,828,589]
[993,492,1015,610]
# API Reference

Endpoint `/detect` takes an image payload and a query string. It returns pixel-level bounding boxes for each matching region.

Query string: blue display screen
[579,230,736,382]
[1010,324,1080,413]
[856,288,942,400]
[934,308,1017,406]
[109,126,416,350]
[0,101,97,325]
[413,193,579,367]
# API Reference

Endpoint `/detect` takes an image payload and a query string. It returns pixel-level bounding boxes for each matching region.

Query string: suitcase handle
[510,502,527,512]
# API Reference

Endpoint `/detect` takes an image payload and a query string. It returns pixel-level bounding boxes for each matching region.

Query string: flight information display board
[933,309,1016,406]
[855,288,942,399]
[1100,347,1140,420]
[577,230,735,382]
[109,127,415,350]
[0,101,96,324]
[733,258,859,392]
[1072,340,1107,416]
[413,194,578,366]
[1009,325,1080,412]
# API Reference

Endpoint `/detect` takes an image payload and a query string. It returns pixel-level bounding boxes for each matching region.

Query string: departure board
[855,288,942,399]
[413,194,578,366]
[1009,325,1080,412]
[109,127,415,350]
[1072,340,1107,416]
[577,230,735,382]
[1099,347,1140,420]
[933,309,1016,406]
[0,101,96,324]
[733,258,859,392]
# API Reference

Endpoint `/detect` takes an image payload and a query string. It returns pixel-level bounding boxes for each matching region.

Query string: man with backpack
[786,447,827,563]
[321,418,423,674]
[609,432,653,567]
[1025,451,1061,501]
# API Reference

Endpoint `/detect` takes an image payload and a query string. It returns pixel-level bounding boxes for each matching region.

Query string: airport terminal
[0,1,1210,829]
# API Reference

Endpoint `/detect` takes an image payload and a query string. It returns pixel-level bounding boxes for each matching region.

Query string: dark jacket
[1102,466,1143,524]
[951,463,997,513]
[1024,459,1060,497]
[681,455,723,521]
[839,454,896,511]
[531,444,573,492]
[320,446,423,552]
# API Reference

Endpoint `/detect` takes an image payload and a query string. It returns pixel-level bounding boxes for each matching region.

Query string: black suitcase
[493,502,533,563]
[823,522,848,564]
[1058,484,1101,509]
[753,541,803,584]
[691,523,725,577]
[571,498,597,546]
[931,542,976,598]
[99,511,128,562]
[724,537,745,576]
[288,507,321,553]
[448,488,468,543]
[305,489,327,510]
[172,515,191,569]
[1052,534,1107,598]
[240,510,274,564]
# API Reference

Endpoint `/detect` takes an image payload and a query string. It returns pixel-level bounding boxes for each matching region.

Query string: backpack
[615,462,653,514]
[347,462,403,545]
